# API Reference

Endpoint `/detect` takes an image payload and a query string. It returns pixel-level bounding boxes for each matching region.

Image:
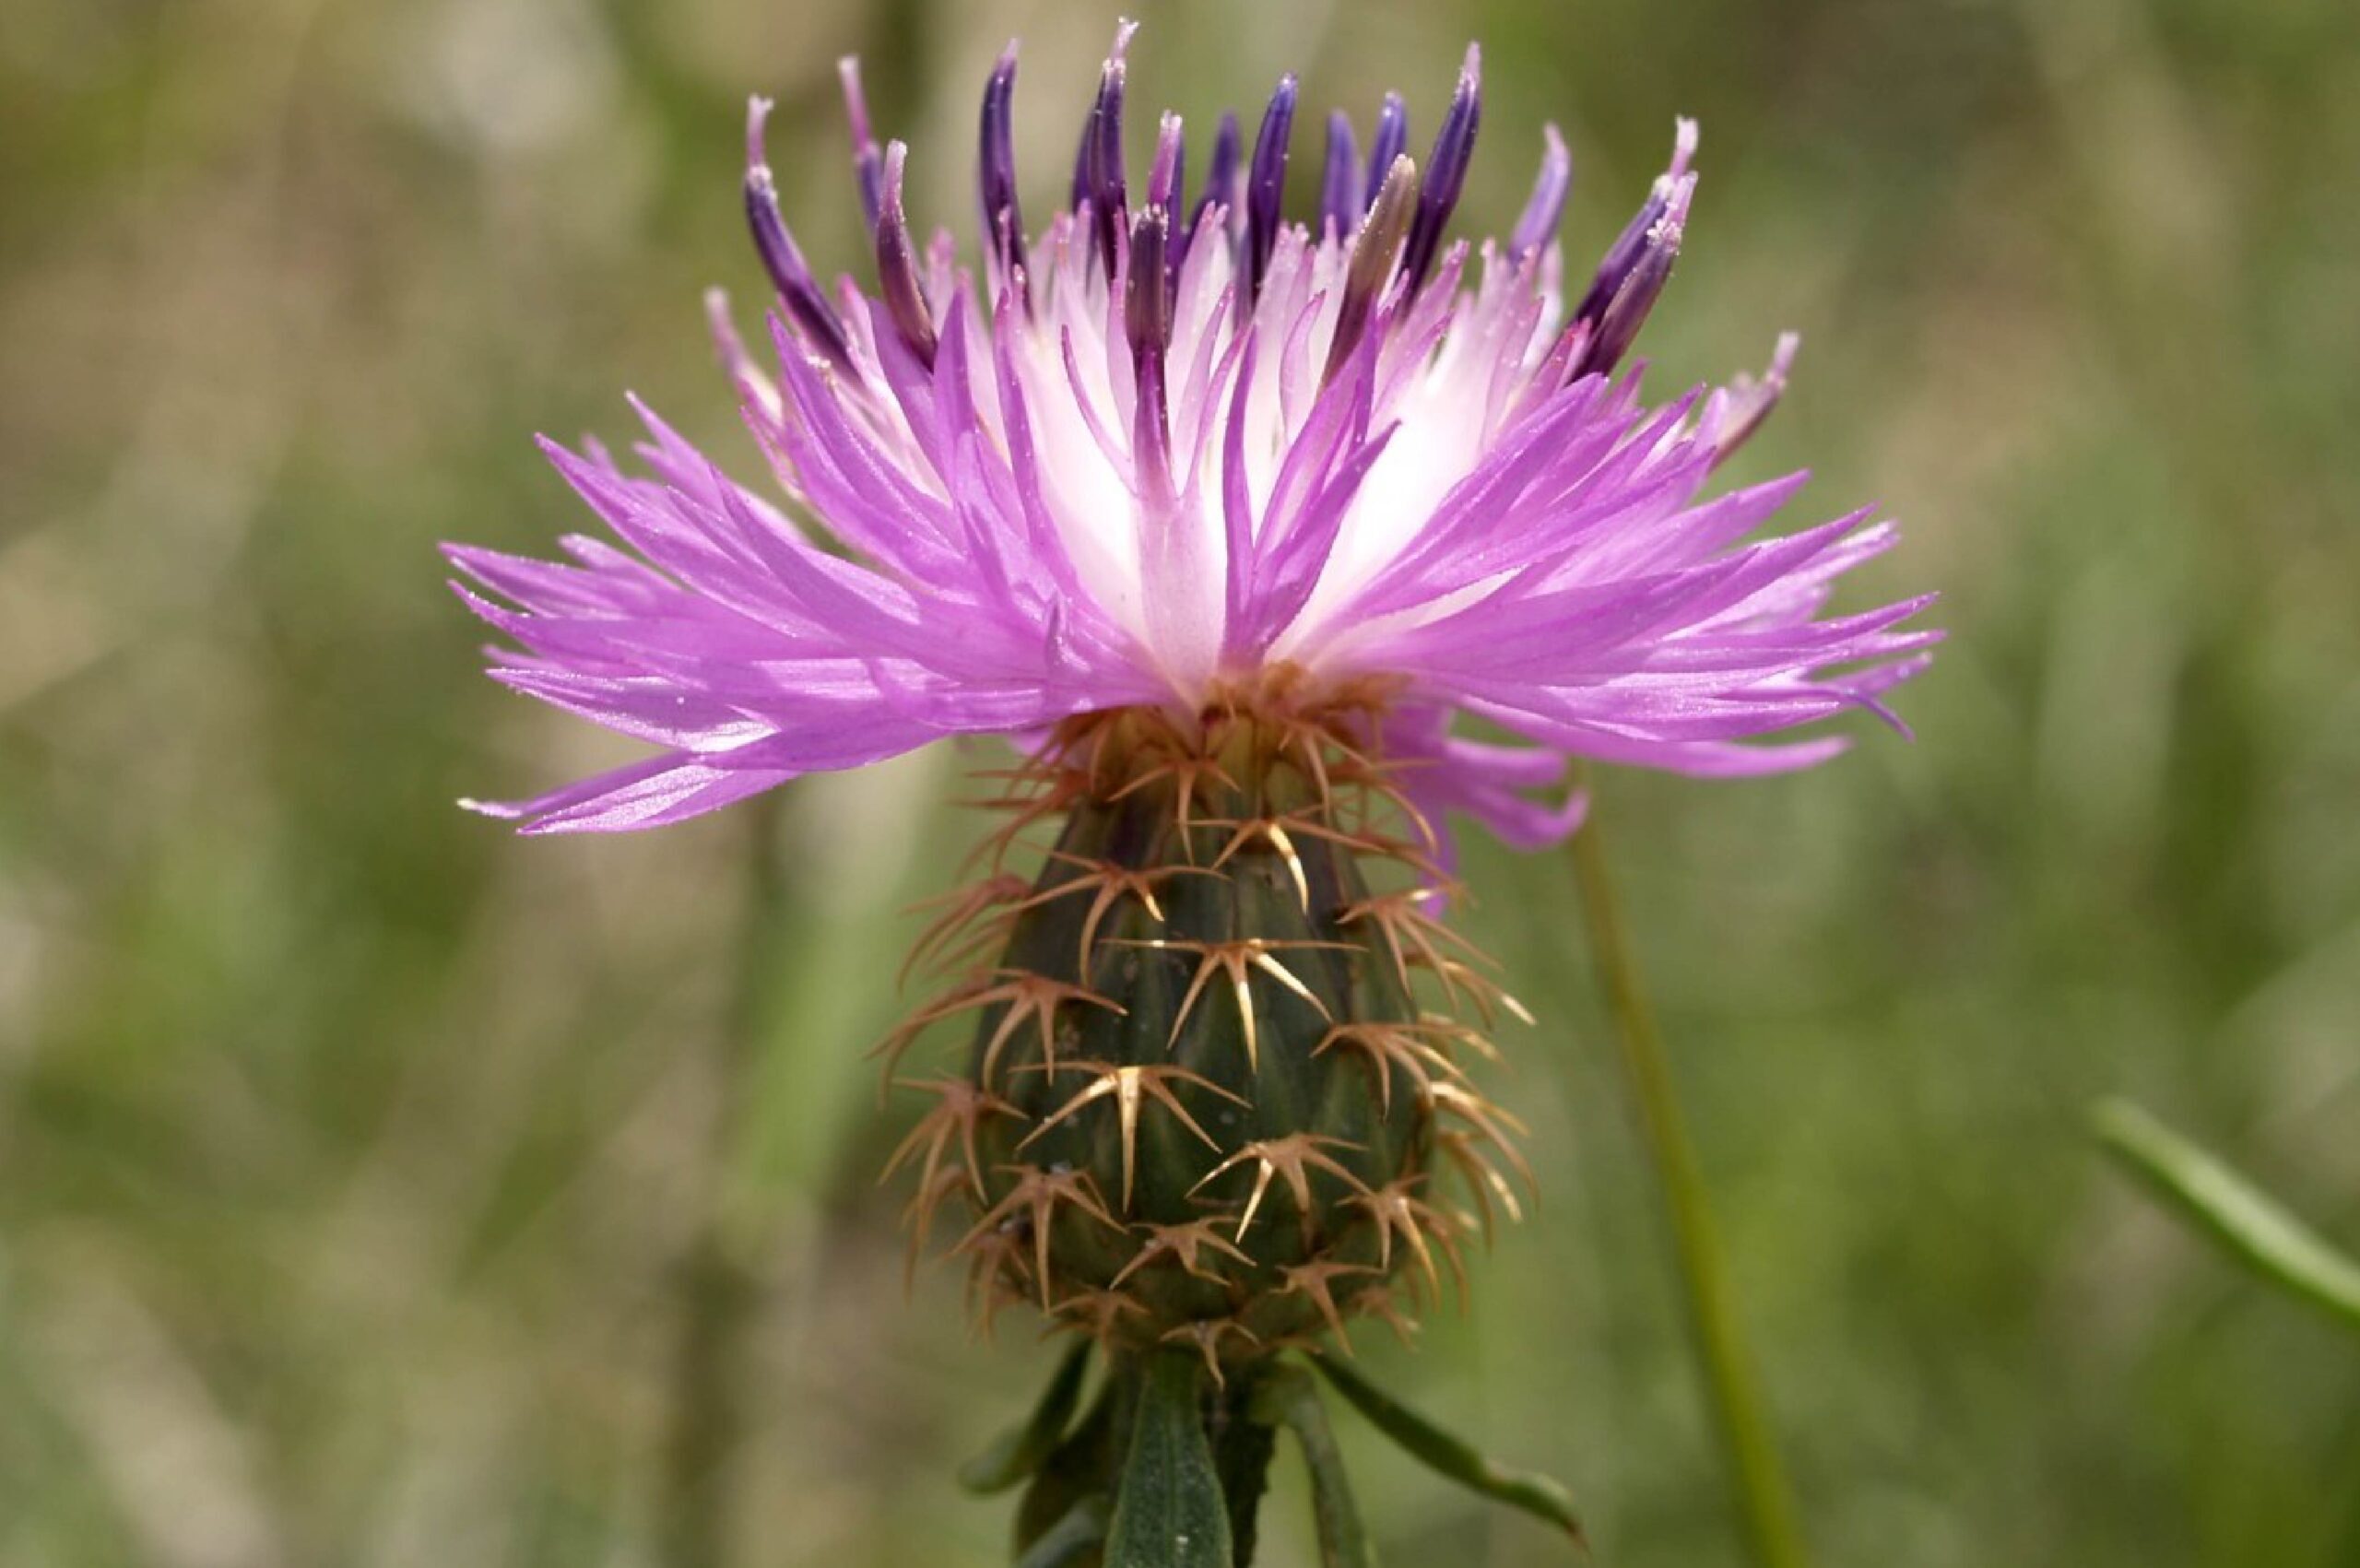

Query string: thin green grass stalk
[1566,770,1810,1568]
[2093,1098,2360,1333]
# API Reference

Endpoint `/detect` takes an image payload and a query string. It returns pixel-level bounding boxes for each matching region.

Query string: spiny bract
[884,685,1529,1374]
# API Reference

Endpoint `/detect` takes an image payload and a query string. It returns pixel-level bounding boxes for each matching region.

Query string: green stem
[1251,1366,1375,1568]
[1566,771,1810,1568]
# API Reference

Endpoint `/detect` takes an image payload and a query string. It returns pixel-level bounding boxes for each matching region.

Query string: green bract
[887,701,1523,1364]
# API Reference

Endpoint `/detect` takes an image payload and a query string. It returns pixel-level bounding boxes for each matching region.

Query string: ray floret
[455,22,1933,846]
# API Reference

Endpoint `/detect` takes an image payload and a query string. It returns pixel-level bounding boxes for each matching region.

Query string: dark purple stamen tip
[875,141,938,370]
[1130,304,1174,503]
[1185,112,1242,250]
[743,97,853,371]
[1320,110,1364,240]
[1245,73,1299,301]
[1572,171,1691,381]
[1364,93,1408,213]
[837,57,885,232]
[1068,110,1093,211]
[1575,117,1697,328]
[1325,152,1419,383]
[1127,206,1173,365]
[1507,124,1571,266]
[1400,42,1481,295]
[1072,20,1139,278]
[979,42,1028,292]
[1127,122,1177,501]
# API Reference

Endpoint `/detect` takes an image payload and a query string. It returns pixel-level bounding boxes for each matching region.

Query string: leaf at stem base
[1307,1351,1585,1550]
[1105,1352,1233,1568]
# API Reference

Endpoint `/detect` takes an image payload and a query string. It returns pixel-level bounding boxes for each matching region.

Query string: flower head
[450,30,1937,1380]
[449,29,1934,850]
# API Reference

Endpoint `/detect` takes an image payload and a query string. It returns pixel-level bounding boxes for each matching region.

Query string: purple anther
[1506,124,1571,266]
[1324,153,1419,383]
[1571,171,1691,381]
[1400,43,1481,295]
[1127,206,1173,365]
[875,141,938,370]
[742,97,853,371]
[1575,117,1696,328]
[837,57,885,232]
[1127,182,1175,500]
[1320,110,1364,239]
[1245,73,1299,301]
[1363,93,1408,212]
[1148,112,1187,289]
[977,43,1029,297]
[1070,20,1139,277]
[1185,111,1242,248]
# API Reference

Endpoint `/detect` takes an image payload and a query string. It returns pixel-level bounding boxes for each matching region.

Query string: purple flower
[449,30,1935,850]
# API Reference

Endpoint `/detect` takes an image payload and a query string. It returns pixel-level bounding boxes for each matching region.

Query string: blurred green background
[5,0,2359,1562]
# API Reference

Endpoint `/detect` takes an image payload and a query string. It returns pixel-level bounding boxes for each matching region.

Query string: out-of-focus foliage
[3,0,2357,1563]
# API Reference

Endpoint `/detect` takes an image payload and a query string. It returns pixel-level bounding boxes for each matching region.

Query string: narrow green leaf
[1309,1353,1585,1549]
[1105,1352,1233,1568]
[962,1340,1097,1494]
[2094,1097,2360,1334]
[1252,1365,1376,1568]
[1014,1495,1113,1568]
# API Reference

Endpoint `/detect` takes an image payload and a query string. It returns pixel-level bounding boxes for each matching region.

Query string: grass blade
[1565,784,1809,1568]
[2094,1097,2360,1333]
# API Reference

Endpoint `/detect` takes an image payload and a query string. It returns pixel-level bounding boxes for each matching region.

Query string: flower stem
[1565,772,1810,1568]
